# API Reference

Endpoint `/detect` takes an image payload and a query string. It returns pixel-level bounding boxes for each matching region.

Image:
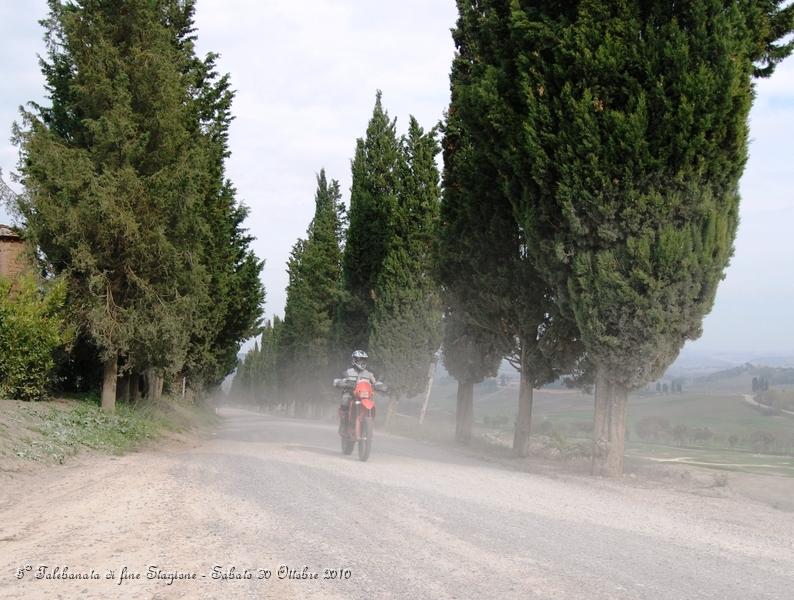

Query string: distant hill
[696,363,794,386]
[664,348,794,379]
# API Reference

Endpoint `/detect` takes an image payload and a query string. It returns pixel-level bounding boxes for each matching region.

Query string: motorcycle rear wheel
[341,435,355,455]
[358,417,373,462]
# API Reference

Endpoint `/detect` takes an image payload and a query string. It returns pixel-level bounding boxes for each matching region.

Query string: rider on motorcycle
[335,350,383,432]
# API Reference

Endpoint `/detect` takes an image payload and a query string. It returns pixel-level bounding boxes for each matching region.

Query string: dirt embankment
[0,398,217,479]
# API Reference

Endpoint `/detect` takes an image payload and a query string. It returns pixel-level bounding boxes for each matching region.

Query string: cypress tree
[454,0,794,475]
[14,0,207,411]
[280,171,345,416]
[439,105,509,444]
[442,36,582,452]
[336,91,402,356]
[440,309,503,444]
[255,316,282,409]
[14,1,263,407]
[182,75,264,394]
[231,316,282,408]
[231,340,259,405]
[153,1,265,395]
[369,118,443,421]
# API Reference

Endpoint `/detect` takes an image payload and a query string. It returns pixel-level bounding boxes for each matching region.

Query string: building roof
[0,224,21,240]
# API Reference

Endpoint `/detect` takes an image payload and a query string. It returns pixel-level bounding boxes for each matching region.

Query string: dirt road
[1,408,793,599]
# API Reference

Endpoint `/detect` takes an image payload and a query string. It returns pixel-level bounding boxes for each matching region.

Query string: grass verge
[0,395,219,466]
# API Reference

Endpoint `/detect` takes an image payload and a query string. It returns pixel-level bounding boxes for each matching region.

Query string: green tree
[440,308,502,444]
[453,0,794,475]
[178,24,264,394]
[254,316,282,408]
[230,340,258,404]
[14,0,204,410]
[14,1,263,409]
[232,316,282,408]
[369,118,443,422]
[279,171,345,416]
[441,54,582,453]
[336,91,402,357]
[438,105,509,444]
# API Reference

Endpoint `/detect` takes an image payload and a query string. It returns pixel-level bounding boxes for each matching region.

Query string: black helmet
[351,350,368,371]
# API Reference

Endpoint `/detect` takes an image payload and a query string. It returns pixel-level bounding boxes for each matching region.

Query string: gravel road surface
[1,408,792,599]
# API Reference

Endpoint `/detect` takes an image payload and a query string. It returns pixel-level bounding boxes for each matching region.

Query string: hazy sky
[1,1,793,356]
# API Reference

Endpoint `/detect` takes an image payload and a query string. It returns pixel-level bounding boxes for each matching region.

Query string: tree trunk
[101,355,118,413]
[146,370,163,403]
[454,380,474,444]
[297,398,310,419]
[130,372,141,404]
[591,368,610,475]
[605,383,628,477]
[385,396,399,426]
[513,363,533,457]
[418,359,437,425]
[591,367,628,477]
[116,374,130,404]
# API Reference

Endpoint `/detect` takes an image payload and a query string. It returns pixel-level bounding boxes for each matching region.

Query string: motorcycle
[333,376,386,461]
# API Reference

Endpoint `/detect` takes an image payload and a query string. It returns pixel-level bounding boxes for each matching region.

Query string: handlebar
[333,378,389,393]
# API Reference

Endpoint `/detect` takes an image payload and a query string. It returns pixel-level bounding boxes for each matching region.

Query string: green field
[548,392,794,436]
[624,443,794,477]
[409,375,794,476]
[424,377,794,432]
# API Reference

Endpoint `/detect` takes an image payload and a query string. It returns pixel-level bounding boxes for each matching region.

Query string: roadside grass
[390,409,794,478]
[405,382,794,477]
[385,412,456,445]
[1,395,218,465]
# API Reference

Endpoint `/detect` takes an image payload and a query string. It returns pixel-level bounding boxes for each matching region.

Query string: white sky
[1,1,793,356]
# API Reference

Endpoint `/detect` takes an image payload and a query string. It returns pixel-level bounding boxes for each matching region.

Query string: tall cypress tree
[440,309,503,444]
[439,106,509,444]
[231,316,282,408]
[230,340,259,404]
[454,0,794,475]
[369,118,443,419]
[442,42,582,452]
[256,316,282,408]
[280,170,345,415]
[336,92,402,357]
[14,0,206,411]
[181,44,264,393]
[14,0,264,408]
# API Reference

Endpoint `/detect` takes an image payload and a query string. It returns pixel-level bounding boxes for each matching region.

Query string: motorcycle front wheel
[358,417,373,462]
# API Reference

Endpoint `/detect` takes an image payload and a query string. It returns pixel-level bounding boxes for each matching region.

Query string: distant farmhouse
[0,224,29,282]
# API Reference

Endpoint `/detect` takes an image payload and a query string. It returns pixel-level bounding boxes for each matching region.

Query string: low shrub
[0,275,71,401]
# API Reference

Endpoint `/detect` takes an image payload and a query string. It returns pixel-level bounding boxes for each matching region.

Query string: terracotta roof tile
[0,224,21,239]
